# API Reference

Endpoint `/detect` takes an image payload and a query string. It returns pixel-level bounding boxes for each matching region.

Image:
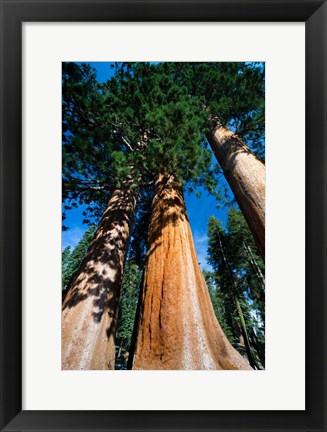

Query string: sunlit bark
[206,118,265,259]
[62,187,138,370]
[132,174,252,370]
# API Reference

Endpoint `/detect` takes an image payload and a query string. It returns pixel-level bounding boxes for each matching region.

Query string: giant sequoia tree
[166,63,265,258]
[62,63,142,369]
[104,63,252,369]
[62,62,264,370]
[206,119,265,259]
[132,174,251,369]
[207,64,264,259]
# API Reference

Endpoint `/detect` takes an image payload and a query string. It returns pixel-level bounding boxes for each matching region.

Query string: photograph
[61,61,265,371]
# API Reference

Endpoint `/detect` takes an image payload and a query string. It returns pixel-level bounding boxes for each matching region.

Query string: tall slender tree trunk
[243,241,265,289]
[234,296,258,369]
[215,225,258,369]
[132,174,252,370]
[62,187,138,370]
[236,320,245,348]
[206,118,265,259]
[127,268,145,370]
[249,328,265,367]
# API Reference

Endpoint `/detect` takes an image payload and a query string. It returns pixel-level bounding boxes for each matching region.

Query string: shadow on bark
[127,174,192,368]
[145,175,189,261]
[208,133,252,173]
[62,188,137,330]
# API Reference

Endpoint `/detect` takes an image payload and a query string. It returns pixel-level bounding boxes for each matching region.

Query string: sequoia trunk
[132,174,252,370]
[206,119,265,259]
[62,187,138,370]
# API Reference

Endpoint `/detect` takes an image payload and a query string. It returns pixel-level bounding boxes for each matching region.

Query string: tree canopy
[62,61,265,227]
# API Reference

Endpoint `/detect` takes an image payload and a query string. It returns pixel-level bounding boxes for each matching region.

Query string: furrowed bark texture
[206,120,265,259]
[132,174,252,370]
[62,188,138,370]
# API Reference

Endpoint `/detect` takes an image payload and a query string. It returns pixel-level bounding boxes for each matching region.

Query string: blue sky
[62,62,232,270]
[62,188,229,270]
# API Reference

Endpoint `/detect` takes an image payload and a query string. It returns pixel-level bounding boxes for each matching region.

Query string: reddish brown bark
[132,175,252,370]
[206,119,265,259]
[62,187,138,370]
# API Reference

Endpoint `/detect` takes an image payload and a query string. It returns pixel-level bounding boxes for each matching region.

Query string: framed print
[0,0,326,431]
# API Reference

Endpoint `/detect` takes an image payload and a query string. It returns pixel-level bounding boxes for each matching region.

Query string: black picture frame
[1,1,326,431]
